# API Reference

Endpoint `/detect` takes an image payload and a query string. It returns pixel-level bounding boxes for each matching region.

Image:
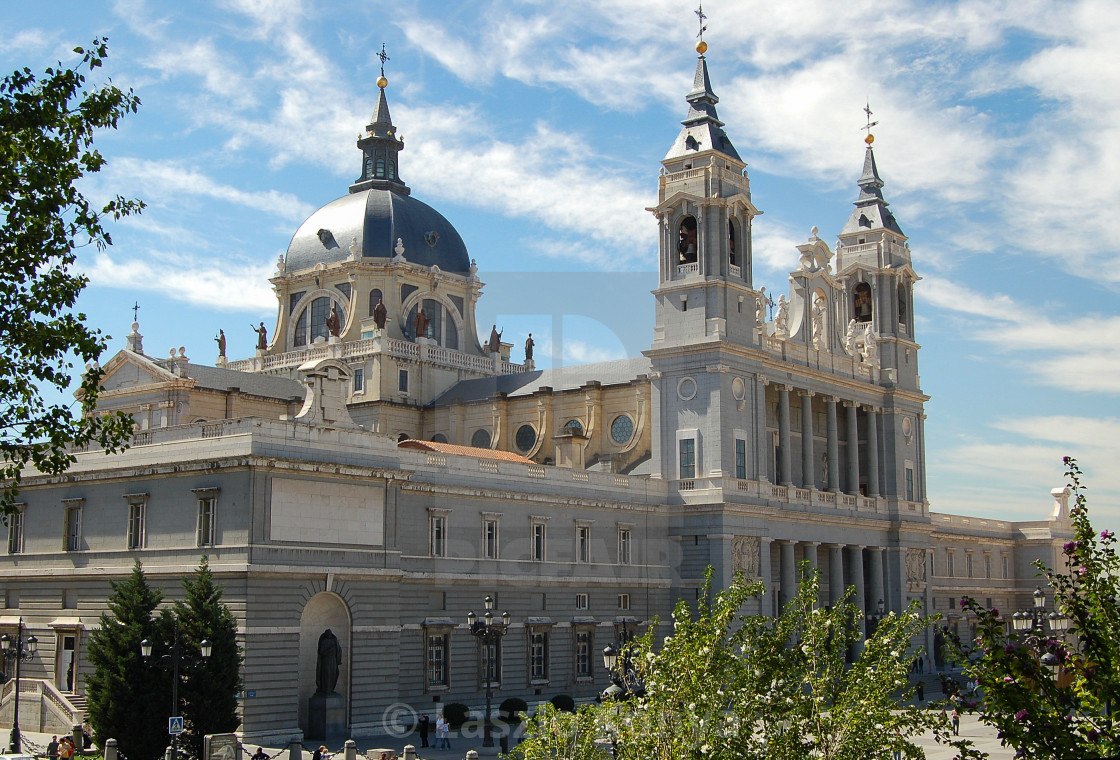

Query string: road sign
[169,716,184,735]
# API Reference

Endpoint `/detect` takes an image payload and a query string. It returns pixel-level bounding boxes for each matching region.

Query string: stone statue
[821,452,829,483]
[325,307,341,337]
[214,329,226,358]
[373,299,387,329]
[524,333,534,361]
[775,295,789,335]
[487,325,503,354]
[755,287,767,328]
[315,628,343,695]
[275,254,286,274]
[731,535,760,576]
[251,322,268,351]
[906,548,926,583]
[413,308,430,339]
[812,294,826,346]
[845,319,856,355]
[864,328,878,362]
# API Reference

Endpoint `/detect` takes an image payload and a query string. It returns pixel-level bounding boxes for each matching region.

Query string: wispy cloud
[88,252,276,311]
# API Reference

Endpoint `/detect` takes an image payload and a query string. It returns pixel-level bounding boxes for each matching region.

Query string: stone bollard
[72,726,84,752]
[344,740,357,760]
[289,740,304,760]
[104,739,118,760]
[402,745,417,760]
[465,752,479,760]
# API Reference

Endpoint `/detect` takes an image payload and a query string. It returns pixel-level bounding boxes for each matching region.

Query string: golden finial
[862,99,879,145]
[377,43,390,88]
[695,3,708,54]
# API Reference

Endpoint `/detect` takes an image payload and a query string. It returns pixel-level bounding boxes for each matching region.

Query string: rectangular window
[398,369,409,393]
[946,551,955,578]
[531,522,547,562]
[64,506,82,552]
[575,630,592,679]
[529,631,549,682]
[575,593,588,610]
[905,467,915,501]
[482,640,501,686]
[617,593,631,610]
[427,633,449,687]
[483,518,499,559]
[576,525,591,563]
[196,496,216,547]
[966,554,974,578]
[617,528,632,565]
[735,439,747,480]
[430,514,447,557]
[1002,555,1009,579]
[984,554,992,579]
[352,367,364,392]
[7,507,24,555]
[679,438,696,479]
[127,499,146,550]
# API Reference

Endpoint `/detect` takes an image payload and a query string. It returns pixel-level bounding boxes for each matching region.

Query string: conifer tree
[86,561,170,759]
[175,556,243,759]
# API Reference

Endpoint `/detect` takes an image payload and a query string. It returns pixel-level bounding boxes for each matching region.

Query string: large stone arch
[298,591,352,733]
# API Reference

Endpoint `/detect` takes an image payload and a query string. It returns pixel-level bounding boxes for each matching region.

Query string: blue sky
[3,0,1118,528]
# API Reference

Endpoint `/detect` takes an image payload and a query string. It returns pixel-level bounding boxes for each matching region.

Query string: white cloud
[88,252,276,312]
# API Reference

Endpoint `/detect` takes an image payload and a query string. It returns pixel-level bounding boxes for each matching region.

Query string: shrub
[499,697,529,723]
[550,694,575,713]
[442,702,470,729]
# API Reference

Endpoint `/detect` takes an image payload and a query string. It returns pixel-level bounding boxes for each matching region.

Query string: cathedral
[0,40,1072,744]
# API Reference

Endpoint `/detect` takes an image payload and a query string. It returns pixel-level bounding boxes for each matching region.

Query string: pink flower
[1015,710,1028,721]
[1063,541,1077,555]
[1077,566,1088,577]
[1003,676,1013,683]
[990,608,999,617]
[1101,530,1114,540]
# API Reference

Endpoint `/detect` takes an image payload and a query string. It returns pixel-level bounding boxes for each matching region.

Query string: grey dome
[285,188,471,274]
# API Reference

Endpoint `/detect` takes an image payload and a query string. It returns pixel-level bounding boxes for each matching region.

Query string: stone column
[869,547,885,612]
[779,540,796,611]
[925,548,936,670]
[759,537,774,617]
[803,542,821,605]
[865,405,880,498]
[778,386,793,486]
[848,545,866,643]
[800,390,815,489]
[828,544,845,606]
[845,401,860,495]
[826,397,840,493]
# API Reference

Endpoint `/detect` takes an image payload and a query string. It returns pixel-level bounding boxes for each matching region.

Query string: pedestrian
[251,748,270,760]
[47,736,60,760]
[916,680,925,702]
[919,656,925,674]
[436,713,451,750]
[951,707,960,736]
[418,713,430,748]
[59,736,75,760]
[312,745,329,760]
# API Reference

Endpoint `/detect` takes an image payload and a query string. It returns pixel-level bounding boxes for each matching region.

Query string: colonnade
[763,540,891,627]
[775,385,880,496]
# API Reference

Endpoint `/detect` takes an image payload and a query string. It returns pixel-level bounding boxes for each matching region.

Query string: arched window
[368,288,383,317]
[677,216,698,263]
[397,433,410,443]
[375,157,385,177]
[471,429,491,449]
[728,218,739,268]
[853,282,873,323]
[293,296,340,347]
[565,419,583,433]
[431,433,448,443]
[365,157,373,179]
[898,284,908,333]
[387,160,396,180]
[406,298,458,350]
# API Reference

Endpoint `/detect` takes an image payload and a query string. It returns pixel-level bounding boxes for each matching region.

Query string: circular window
[431,434,448,443]
[471,429,491,449]
[565,419,583,433]
[610,415,634,444]
[515,424,537,452]
[677,376,697,401]
[731,377,746,401]
[901,417,913,441]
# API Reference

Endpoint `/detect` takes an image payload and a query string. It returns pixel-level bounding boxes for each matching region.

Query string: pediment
[646,190,706,215]
[96,350,182,393]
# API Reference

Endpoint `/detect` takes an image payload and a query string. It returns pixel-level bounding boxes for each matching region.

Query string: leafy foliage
[512,568,945,760]
[174,556,244,759]
[949,457,1119,758]
[86,562,170,760]
[0,38,140,517]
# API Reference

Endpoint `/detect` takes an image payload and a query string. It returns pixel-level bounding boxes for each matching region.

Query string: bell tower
[648,37,762,351]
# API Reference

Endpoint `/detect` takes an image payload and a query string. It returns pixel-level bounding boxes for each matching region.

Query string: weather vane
[132,301,140,322]
[695,2,708,41]
[862,99,879,143]
[378,43,390,78]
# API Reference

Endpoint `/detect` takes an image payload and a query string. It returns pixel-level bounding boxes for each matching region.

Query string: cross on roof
[863,99,879,136]
[378,43,390,78]
[132,301,140,322]
[695,3,708,40]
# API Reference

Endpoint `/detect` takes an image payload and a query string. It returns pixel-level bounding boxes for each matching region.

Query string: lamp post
[466,595,510,748]
[1011,586,1069,677]
[601,621,644,700]
[141,617,212,760]
[867,598,887,638]
[0,619,38,752]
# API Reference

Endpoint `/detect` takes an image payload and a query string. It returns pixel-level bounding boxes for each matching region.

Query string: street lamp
[601,621,644,700]
[1011,587,1069,680]
[141,616,211,760]
[0,620,38,752]
[466,595,510,748]
[867,599,887,637]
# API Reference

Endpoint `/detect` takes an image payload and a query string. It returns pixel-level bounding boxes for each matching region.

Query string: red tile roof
[398,439,536,464]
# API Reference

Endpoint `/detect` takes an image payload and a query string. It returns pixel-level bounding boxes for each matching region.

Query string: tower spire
[351,44,409,195]
[840,104,902,236]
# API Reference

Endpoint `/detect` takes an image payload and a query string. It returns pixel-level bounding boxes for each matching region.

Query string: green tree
[174,557,244,760]
[512,568,947,760]
[949,457,1119,758]
[0,38,140,518]
[86,561,170,759]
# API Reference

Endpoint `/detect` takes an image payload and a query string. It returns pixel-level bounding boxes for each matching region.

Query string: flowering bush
[947,457,1119,758]
[512,567,944,760]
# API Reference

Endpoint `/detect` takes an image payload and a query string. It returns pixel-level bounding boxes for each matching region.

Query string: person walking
[417,713,430,748]
[436,713,451,750]
[951,707,961,736]
[47,736,59,760]
[251,748,270,760]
